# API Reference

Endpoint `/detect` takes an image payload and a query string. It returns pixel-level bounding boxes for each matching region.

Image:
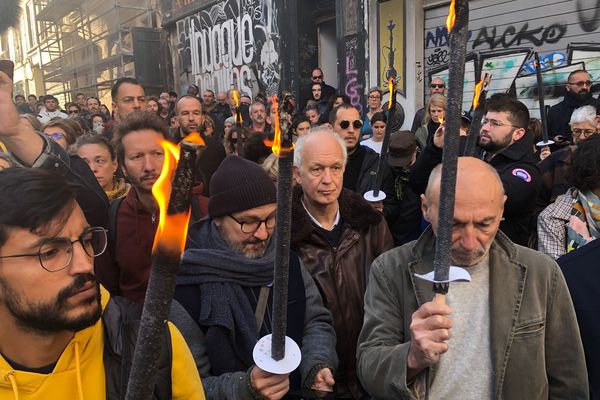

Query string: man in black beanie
[174,155,338,400]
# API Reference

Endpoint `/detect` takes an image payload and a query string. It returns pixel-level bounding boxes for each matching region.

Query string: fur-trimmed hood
[291,186,383,247]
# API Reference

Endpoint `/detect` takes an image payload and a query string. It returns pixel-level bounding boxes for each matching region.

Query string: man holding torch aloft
[357,157,588,399]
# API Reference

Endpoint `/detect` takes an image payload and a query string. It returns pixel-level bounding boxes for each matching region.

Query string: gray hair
[570,105,597,126]
[293,126,347,169]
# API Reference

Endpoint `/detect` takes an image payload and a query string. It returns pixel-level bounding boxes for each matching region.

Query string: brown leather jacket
[291,187,394,399]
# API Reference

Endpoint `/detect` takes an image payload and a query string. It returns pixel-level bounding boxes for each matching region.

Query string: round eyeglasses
[0,227,108,272]
[227,214,276,234]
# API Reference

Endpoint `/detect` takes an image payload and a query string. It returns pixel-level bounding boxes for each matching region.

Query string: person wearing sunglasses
[0,167,205,399]
[310,67,336,101]
[410,77,446,134]
[547,69,596,143]
[41,118,77,151]
[331,103,395,200]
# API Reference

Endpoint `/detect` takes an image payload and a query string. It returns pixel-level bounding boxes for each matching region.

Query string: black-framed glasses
[227,213,276,234]
[568,80,593,88]
[430,83,445,89]
[339,119,363,129]
[0,227,107,272]
[571,128,597,138]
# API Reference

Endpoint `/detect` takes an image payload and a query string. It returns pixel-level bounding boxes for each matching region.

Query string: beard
[217,225,271,259]
[478,131,513,153]
[0,0,20,33]
[567,89,593,105]
[0,273,102,334]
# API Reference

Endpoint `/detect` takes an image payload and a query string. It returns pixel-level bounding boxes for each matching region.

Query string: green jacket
[357,228,589,400]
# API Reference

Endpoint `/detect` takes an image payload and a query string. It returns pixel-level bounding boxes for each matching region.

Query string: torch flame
[473,76,485,110]
[151,133,204,253]
[438,114,445,125]
[264,96,293,157]
[446,0,456,32]
[233,89,240,107]
[388,78,395,111]
[232,89,243,125]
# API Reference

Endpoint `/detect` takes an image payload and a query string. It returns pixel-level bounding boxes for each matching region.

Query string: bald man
[357,157,588,399]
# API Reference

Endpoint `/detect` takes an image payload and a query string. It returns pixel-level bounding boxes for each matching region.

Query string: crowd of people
[0,64,598,399]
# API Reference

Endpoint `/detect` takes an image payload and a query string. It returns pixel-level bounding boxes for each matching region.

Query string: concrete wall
[423,0,600,117]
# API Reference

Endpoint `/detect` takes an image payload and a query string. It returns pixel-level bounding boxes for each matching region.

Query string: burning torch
[464,73,491,156]
[414,0,472,303]
[364,77,397,204]
[252,96,302,374]
[125,133,205,400]
[533,52,554,148]
[233,89,243,127]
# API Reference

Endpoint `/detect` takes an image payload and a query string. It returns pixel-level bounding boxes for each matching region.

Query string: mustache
[0,0,21,33]
[57,273,98,304]
[140,173,159,181]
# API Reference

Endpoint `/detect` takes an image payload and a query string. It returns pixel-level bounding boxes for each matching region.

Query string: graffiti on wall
[344,36,363,114]
[175,0,281,97]
[424,0,600,117]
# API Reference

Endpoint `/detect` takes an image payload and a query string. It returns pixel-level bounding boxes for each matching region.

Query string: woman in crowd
[415,93,446,149]
[75,133,130,200]
[202,114,217,138]
[41,118,78,151]
[361,87,384,140]
[538,134,600,259]
[292,115,311,140]
[223,125,248,156]
[90,112,109,135]
[361,111,386,154]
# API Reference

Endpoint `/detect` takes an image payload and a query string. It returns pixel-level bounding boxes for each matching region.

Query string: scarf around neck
[177,220,275,373]
[567,190,600,252]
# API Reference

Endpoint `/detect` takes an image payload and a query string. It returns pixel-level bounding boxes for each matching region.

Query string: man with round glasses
[0,167,204,399]
[174,155,337,400]
[548,69,597,143]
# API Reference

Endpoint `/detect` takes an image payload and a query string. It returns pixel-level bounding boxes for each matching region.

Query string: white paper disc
[252,334,302,374]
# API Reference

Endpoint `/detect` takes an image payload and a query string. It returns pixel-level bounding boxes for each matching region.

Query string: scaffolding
[33,0,156,104]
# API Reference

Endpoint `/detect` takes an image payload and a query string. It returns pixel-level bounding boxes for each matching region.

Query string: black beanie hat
[208,155,276,218]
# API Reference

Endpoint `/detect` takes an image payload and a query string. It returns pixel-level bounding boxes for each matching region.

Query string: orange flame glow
[388,78,395,111]
[446,0,456,32]
[151,134,204,253]
[233,90,240,107]
[438,114,445,125]
[473,76,484,110]
[264,96,293,157]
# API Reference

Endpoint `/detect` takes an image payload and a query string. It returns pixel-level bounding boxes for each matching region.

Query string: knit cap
[208,155,276,218]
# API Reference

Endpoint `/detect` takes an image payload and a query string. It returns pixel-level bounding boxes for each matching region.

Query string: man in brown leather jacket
[291,127,394,399]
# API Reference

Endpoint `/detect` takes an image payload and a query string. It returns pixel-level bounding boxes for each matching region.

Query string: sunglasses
[312,75,323,80]
[68,110,79,114]
[339,119,363,129]
[44,132,64,141]
[430,83,445,89]
[231,138,247,144]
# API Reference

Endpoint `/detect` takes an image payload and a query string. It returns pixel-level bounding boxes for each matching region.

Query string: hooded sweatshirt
[0,286,205,400]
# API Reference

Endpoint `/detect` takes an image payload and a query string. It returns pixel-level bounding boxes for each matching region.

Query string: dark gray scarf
[177,220,275,373]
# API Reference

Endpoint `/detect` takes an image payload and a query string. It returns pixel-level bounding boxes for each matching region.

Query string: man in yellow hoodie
[0,167,205,399]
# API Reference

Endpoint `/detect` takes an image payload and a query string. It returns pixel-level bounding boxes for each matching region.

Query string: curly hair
[112,111,168,166]
[566,135,600,192]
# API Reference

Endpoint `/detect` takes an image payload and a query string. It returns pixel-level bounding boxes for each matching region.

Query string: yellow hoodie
[0,287,205,400]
